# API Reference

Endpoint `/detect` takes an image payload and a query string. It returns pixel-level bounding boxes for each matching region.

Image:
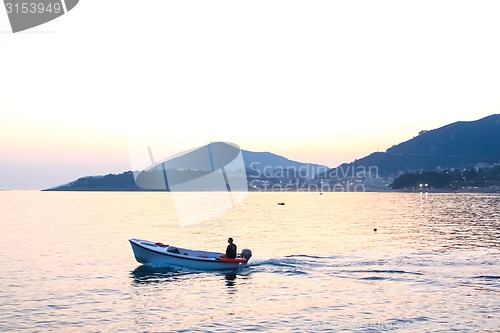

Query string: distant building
[474,162,492,172]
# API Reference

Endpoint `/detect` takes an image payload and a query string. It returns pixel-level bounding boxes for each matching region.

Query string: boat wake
[244,250,500,284]
[131,250,500,290]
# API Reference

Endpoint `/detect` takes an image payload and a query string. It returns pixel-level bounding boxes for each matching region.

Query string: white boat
[129,238,252,270]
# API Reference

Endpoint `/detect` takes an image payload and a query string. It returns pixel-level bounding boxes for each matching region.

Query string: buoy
[374,228,377,232]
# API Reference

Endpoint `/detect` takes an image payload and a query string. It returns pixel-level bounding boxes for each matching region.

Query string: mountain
[44,172,142,191]
[44,149,328,191]
[241,150,328,179]
[325,114,500,177]
[45,115,500,191]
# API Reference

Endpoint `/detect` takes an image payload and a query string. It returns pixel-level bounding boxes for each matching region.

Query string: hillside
[45,115,500,191]
[241,150,327,179]
[332,114,500,176]
[44,172,142,191]
[44,149,328,191]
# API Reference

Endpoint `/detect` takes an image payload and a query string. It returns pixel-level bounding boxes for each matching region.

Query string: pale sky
[1,0,500,189]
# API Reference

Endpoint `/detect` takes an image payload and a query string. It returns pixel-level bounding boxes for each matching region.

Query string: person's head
[228,237,233,244]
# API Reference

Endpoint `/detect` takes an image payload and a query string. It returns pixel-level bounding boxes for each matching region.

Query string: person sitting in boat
[225,237,237,259]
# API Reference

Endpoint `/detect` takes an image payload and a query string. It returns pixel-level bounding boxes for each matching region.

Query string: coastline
[38,188,500,194]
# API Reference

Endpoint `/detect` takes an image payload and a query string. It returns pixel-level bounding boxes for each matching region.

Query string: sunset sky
[2,0,500,189]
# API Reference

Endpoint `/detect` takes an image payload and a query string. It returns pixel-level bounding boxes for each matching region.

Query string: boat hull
[129,239,246,270]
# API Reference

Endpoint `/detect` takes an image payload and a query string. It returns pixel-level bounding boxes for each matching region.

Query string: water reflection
[129,265,251,329]
[224,272,237,294]
[130,265,199,285]
[130,265,247,286]
[413,194,500,251]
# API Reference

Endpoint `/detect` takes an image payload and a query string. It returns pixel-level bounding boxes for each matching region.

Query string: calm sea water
[0,191,499,332]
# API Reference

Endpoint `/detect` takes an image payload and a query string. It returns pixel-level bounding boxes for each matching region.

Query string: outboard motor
[241,249,252,263]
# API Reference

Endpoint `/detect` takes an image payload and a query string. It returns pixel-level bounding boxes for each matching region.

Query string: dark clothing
[226,243,237,259]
